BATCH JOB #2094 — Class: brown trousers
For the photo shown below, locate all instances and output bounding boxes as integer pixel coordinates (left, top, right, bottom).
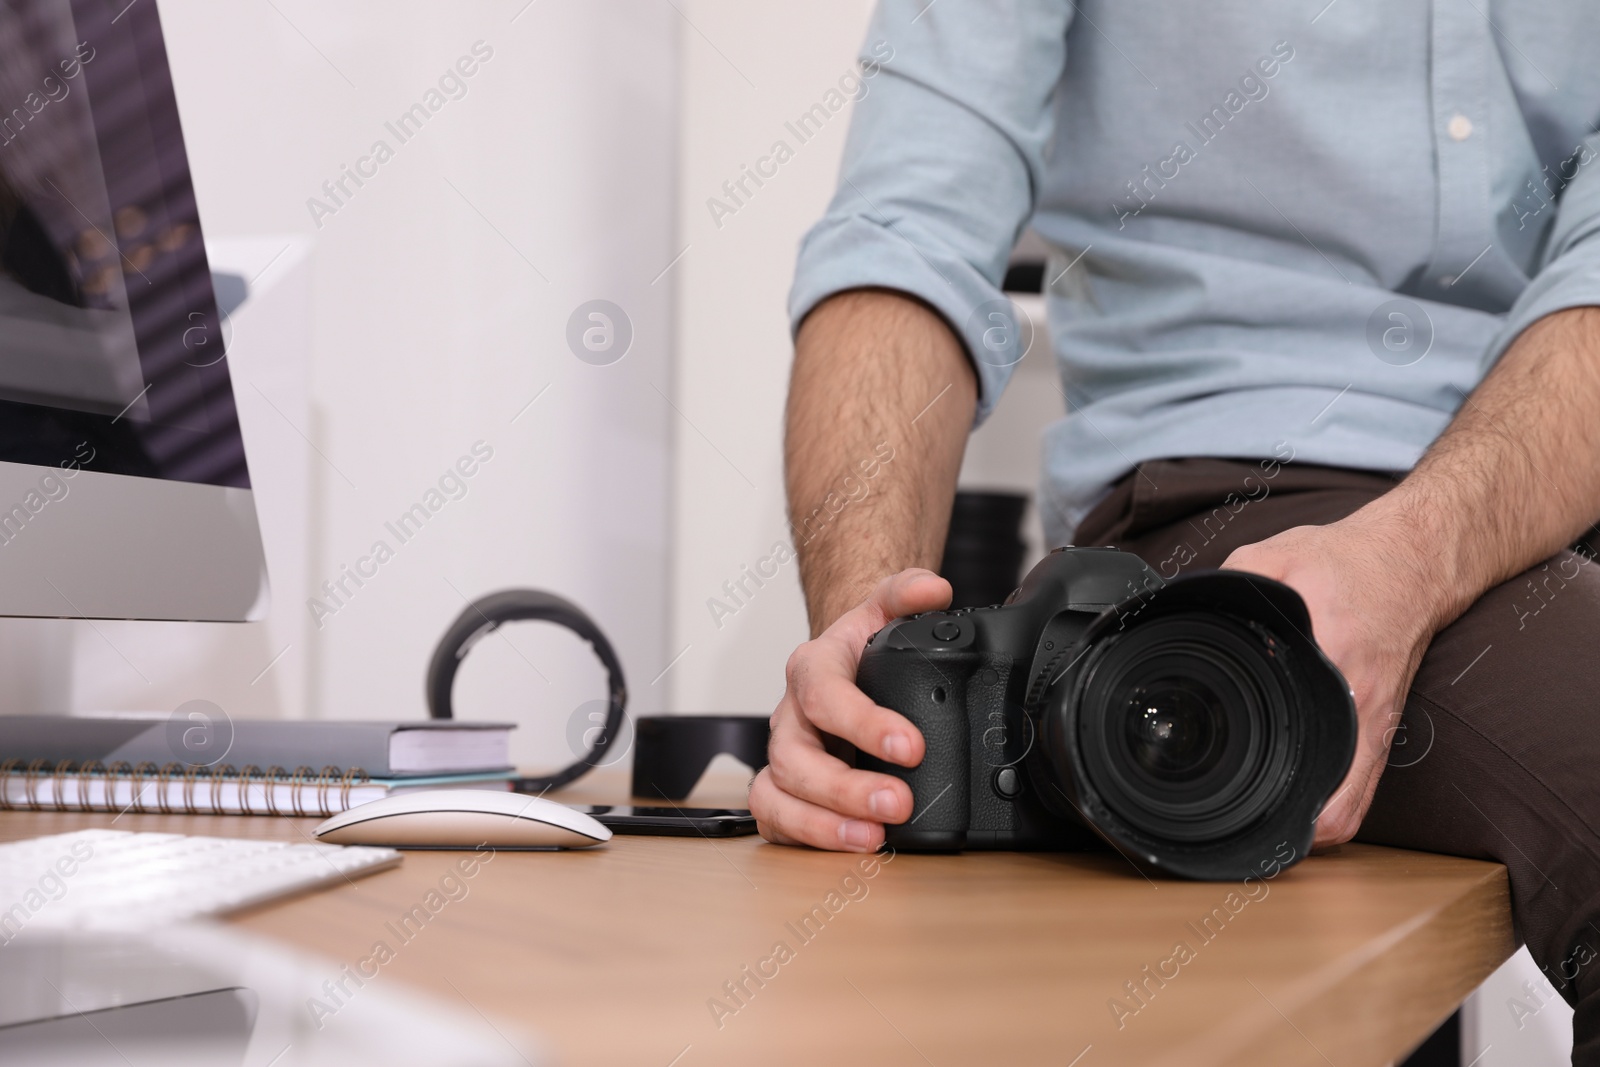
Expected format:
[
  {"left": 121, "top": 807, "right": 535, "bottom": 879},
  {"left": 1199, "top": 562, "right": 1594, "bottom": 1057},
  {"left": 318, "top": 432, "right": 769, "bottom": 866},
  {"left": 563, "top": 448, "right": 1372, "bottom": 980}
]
[{"left": 1073, "top": 457, "right": 1600, "bottom": 1064}]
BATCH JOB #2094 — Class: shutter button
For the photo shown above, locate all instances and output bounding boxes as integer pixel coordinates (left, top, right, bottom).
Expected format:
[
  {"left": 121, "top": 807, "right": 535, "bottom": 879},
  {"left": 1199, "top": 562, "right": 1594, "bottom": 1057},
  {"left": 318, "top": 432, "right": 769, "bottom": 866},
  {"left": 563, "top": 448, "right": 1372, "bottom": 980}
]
[{"left": 932, "top": 620, "right": 962, "bottom": 642}]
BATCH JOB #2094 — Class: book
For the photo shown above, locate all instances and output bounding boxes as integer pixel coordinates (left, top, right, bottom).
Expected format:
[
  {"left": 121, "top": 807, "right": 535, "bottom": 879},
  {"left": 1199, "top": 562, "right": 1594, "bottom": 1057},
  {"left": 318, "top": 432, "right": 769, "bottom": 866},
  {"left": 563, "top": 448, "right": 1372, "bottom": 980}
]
[
  {"left": 0, "top": 765, "right": 514, "bottom": 817},
  {"left": 0, "top": 715, "right": 514, "bottom": 778}
]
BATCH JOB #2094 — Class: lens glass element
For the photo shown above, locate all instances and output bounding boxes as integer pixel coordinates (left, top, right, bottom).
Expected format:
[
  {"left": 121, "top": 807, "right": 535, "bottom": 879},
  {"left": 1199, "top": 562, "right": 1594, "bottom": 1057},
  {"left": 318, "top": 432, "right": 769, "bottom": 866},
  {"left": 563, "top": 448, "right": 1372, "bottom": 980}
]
[
  {"left": 1067, "top": 612, "right": 1299, "bottom": 843},
  {"left": 1125, "top": 679, "right": 1228, "bottom": 783}
]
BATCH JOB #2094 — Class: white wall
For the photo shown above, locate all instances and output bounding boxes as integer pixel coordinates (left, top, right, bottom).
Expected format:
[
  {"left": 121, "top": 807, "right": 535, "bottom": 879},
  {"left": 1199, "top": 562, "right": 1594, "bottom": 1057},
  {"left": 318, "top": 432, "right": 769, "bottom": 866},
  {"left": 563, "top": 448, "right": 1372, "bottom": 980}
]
[
  {"left": 668, "top": 0, "right": 877, "bottom": 717},
  {"left": 59, "top": 0, "right": 679, "bottom": 774},
  {"left": 1464, "top": 947, "right": 1574, "bottom": 1066}
]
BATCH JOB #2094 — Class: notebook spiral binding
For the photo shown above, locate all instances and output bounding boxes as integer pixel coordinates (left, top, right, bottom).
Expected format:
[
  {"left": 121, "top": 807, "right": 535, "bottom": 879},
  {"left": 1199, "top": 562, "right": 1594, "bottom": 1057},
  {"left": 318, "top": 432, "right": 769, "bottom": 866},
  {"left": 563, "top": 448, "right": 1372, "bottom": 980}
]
[{"left": 0, "top": 758, "right": 371, "bottom": 816}]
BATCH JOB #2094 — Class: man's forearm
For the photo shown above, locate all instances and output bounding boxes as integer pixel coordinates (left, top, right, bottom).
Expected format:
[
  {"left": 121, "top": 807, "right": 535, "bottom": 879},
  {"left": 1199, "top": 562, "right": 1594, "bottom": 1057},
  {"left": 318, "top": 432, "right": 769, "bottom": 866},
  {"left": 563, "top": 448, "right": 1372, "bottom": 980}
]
[
  {"left": 1362, "top": 305, "right": 1600, "bottom": 627},
  {"left": 785, "top": 289, "right": 977, "bottom": 635}
]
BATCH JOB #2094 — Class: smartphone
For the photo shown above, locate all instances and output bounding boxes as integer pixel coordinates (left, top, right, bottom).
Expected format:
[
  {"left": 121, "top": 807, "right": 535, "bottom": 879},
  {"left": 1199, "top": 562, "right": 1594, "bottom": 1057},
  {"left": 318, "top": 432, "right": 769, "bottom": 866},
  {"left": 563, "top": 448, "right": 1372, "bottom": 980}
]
[{"left": 578, "top": 805, "right": 757, "bottom": 837}]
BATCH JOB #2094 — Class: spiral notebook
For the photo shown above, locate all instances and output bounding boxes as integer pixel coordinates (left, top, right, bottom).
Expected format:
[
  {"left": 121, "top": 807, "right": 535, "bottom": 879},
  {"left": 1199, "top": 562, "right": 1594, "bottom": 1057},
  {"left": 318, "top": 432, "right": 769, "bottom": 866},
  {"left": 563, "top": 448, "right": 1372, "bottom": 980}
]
[
  {"left": 0, "top": 715, "right": 517, "bottom": 817},
  {"left": 0, "top": 764, "right": 515, "bottom": 817}
]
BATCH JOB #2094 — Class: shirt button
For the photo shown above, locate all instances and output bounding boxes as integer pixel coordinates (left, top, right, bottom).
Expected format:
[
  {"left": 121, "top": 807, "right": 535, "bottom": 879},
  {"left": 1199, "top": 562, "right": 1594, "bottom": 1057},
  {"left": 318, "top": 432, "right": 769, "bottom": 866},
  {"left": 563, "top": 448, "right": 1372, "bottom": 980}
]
[{"left": 1447, "top": 114, "right": 1473, "bottom": 141}]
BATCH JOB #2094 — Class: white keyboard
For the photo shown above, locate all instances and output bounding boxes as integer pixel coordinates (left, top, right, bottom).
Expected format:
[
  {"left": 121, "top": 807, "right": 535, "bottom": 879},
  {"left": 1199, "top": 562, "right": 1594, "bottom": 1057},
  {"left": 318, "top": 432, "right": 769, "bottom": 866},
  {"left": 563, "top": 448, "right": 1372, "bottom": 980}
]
[{"left": 0, "top": 829, "right": 402, "bottom": 933}]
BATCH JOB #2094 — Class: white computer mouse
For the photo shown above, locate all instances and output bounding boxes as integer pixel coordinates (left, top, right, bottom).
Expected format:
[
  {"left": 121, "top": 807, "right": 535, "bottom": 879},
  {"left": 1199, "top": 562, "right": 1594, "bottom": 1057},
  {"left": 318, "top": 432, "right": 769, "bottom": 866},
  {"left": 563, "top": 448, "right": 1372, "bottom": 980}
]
[{"left": 313, "top": 789, "right": 611, "bottom": 850}]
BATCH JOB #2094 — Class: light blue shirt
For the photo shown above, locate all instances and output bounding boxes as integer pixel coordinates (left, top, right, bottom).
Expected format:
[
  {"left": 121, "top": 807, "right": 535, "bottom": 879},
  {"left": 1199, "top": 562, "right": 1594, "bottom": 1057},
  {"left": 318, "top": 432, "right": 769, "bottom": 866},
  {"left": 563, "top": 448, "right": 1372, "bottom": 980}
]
[{"left": 788, "top": 1, "right": 1600, "bottom": 543}]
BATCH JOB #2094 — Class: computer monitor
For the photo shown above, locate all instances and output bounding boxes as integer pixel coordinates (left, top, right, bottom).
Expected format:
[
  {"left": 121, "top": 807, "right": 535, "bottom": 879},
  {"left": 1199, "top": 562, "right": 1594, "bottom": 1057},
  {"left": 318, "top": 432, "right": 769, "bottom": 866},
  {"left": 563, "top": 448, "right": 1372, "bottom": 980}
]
[{"left": 0, "top": 0, "right": 267, "bottom": 621}]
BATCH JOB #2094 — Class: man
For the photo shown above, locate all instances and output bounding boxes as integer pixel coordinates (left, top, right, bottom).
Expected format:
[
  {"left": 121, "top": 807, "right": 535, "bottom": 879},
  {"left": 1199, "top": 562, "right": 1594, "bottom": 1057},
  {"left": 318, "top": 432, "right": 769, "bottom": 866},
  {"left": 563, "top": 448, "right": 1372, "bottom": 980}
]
[{"left": 747, "top": 1, "right": 1600, "bottom": 1059}]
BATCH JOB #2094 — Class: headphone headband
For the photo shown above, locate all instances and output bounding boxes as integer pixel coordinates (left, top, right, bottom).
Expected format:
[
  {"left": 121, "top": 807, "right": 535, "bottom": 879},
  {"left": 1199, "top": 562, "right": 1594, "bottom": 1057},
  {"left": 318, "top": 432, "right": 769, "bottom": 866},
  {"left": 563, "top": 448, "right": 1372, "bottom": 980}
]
[{"left": 426, "top": 588, "right": 627, "bottom": 793}]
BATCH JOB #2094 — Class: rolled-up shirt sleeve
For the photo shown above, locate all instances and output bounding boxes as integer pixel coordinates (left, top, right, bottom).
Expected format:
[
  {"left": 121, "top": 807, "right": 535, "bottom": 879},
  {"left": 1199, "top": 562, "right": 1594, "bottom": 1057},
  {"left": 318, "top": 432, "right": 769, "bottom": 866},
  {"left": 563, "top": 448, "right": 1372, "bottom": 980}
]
[
  {"left": 787, "top": 0, "right": 1073, "bottom": 424},
  {"left": 1488, "top": 133, "right": 1600, "bottom": 365}
]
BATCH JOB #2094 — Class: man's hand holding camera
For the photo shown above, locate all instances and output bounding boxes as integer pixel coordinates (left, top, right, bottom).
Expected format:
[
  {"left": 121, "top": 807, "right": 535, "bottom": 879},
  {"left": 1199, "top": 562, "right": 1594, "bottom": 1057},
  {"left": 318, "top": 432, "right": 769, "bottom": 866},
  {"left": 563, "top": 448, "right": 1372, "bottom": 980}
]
[
  {"left": 1220, "top": 502, "right": 1454, "bottom": 849},
  {"left": 750, "top": 569, "right": 948, "bottom": 853}
]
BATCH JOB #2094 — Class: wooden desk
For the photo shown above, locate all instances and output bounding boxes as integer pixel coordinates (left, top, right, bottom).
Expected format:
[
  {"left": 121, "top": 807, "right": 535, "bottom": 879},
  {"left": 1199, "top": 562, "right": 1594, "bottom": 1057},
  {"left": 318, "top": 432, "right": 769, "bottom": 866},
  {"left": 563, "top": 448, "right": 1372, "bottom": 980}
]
[{"left": 0, "top": 775, "right": 1513, "bottom": 1067}]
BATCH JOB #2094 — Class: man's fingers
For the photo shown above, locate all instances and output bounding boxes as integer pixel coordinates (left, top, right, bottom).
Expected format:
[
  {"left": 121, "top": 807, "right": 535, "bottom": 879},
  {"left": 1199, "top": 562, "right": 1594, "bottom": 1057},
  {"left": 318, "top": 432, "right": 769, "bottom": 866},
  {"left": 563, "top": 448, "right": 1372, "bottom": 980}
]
[
  {"left": 821, "top": 568, "right": 954, "bottom": 651},
  {"left": 766, "top": 717, "right": 914, "bottom": 823},
  {"left": 754, "top": 566, "right": 953, "bottom": 853},
  {"left": 784, "top": 618, "right": 928, "bottom": 767},
  {"left": 767, "top": 688, "right": 820, "bottom": 750},
  {"left": 1312, "top": 753, "right": 1384, "bottom": 849},
  {"left": 779, "top": 566, "right": 949, "bottom": 766},
  {"left": 864, "top": 568, "right": 952, "bottom": 627},
  {"left": 750, "top": 767, "right": 885, "bottom": 852},
  {"left": 791, "top": 665, "right": 925, "bottom": 767}
]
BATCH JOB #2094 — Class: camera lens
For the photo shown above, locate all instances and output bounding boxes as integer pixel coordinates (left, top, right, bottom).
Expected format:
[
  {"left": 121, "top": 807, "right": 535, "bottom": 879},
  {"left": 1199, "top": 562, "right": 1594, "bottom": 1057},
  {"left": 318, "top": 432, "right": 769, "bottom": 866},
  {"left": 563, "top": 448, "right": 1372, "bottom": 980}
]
[
  {"left": 1067, "top": 612, "right": 1298, "bottom": 843},
  {"left": 1125, "top": 678, "right": 1228, "bottom": 783}
]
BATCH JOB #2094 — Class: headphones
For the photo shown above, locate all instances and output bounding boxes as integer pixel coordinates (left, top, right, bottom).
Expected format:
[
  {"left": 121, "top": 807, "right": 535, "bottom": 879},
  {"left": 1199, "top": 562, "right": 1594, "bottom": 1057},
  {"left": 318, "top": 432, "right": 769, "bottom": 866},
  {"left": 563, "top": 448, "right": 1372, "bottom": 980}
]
[{"left": 426, "top": 588, "right": 627, "bottom": 793}]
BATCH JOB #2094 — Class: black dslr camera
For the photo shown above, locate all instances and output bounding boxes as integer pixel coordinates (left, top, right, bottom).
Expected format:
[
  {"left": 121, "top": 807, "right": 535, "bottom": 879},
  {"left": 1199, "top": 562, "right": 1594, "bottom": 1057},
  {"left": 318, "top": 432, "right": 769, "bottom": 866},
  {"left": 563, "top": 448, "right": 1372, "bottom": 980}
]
[{"left": 856, "top": 547, "right": 1356, "bottom": 880}]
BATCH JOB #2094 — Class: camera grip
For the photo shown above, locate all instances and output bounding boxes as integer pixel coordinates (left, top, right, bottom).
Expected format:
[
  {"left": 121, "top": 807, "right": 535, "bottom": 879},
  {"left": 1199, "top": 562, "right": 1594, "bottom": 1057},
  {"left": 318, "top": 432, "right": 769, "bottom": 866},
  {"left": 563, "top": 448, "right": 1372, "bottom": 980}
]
[{"left": 856, "top": 648, "right": 974, "bottom": 850}]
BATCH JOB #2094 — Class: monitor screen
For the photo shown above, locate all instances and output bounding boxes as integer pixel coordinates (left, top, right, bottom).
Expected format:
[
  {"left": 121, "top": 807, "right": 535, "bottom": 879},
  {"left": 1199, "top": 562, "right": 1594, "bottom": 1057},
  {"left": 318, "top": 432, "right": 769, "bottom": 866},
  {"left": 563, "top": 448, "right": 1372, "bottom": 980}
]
[{"left": 0, "top": 0, "right": 247, "bottom": 489}]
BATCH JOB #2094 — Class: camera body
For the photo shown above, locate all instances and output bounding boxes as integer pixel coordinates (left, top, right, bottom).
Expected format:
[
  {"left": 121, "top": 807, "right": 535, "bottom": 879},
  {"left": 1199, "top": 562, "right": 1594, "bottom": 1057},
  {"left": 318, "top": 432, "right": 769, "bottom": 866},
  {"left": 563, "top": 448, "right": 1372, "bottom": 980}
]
[{"left": 856, "top": 547, "right": 1355, "bottom": 880}]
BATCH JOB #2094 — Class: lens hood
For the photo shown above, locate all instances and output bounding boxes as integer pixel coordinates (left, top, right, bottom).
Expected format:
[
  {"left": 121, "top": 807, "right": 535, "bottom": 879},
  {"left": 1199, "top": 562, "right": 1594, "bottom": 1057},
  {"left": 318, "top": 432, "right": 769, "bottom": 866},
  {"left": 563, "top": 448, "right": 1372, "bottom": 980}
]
[{"left": 1039, "top": 570, "right": 1356, "bottom": 880}]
